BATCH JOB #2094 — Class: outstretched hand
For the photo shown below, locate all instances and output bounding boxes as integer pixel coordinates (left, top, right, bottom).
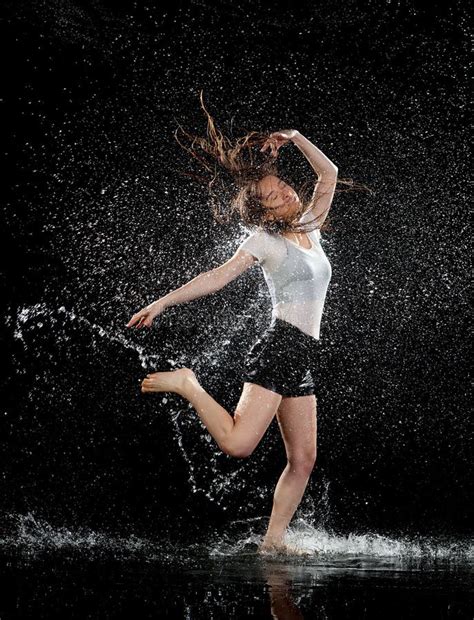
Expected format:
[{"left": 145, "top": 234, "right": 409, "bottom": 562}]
[
  {"left": 260, "top": 129, "right": 299, "bottom": 157},
  {"left": 126, "top": 300, "right": 167, "bottom": 329}
]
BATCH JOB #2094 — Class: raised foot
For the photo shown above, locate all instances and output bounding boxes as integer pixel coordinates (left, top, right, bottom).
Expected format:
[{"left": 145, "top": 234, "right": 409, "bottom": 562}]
[{"left": 141, "top": 367, "right": 196, "bottom": 395}]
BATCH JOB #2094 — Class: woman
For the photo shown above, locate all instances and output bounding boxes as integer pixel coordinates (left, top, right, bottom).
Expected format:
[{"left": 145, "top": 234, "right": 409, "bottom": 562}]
[{"left": 126, "top": 96, "right": 362, "bottom": 555}]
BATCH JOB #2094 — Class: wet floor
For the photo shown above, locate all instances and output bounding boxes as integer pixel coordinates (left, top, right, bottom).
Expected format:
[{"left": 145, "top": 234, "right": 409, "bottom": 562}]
[{"left": 1, "top": 544, "right": 473, "bottom": 618}]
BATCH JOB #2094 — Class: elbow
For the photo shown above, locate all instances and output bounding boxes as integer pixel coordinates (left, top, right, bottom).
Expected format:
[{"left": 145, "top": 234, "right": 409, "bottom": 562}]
[{"left": 318, "top": 165, "right": 338, "bottom": 178}]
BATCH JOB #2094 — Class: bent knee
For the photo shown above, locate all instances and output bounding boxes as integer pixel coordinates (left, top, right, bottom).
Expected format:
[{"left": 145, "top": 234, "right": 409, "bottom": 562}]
[
  {"left": 288, "top": 453, "right": 317, "bottom": 475},
  {"left": 229, "top": 447, "right": 255, "bottom": 459},
  {"left": 222, "top": 441, "right": 255, "bottom": 459}
]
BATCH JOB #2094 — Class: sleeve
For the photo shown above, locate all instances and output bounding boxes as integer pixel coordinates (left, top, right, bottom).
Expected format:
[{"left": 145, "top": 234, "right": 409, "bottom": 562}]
[
  {"left": 299, "top": 209, "right": 321, "bottom": 241},
  {"left": 237, "top": 231, "right": 269, "bottom": 264},
  {"left": 298, "top": 208, "right": 316, "bottom": 224}
]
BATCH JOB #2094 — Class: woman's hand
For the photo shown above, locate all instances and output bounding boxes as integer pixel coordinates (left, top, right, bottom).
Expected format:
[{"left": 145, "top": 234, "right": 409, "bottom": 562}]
[
  {"left": 260, "top": 129, "right": 299, "bottom": 157},
  {"left": 126, "top": 299, "right": 167, "bottom": 329}
]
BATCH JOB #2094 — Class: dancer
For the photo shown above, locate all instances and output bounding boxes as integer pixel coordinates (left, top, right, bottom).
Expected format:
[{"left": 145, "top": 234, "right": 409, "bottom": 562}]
[{"left": 126, "top": 95, "right": 361, "bottom": 555}]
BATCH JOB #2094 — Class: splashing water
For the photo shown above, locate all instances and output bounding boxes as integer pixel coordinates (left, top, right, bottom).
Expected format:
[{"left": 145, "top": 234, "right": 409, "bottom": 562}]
[
  {"left": 9, "top": 301, "right": 271, "bottom": 510},
  {"left": 1, "top": 512, "right": 473, "bottom": 571},
  {"left": 12, "top": 302, "right": 176, "bottom": 371}
]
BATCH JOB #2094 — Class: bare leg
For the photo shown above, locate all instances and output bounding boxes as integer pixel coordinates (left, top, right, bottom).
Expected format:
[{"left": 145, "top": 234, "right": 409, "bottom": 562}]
[
  {"left": 259, "top": 395, "right": 317, "bottom": 554},
  {"left": 141, "top": 368, "right": 282, "bottom": 458},
  {"left": 141, "top": 369, "right": 315, "bottom": 554}
]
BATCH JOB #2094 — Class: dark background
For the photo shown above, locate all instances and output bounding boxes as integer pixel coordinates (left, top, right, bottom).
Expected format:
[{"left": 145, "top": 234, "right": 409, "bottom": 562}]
[{"left": 0, "top": 0, "right": 471, "bottom": 545}]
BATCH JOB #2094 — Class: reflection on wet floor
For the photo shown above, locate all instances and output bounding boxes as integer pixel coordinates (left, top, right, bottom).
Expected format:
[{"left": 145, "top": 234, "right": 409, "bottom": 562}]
[{"left": 1, "top": 547, "right": 473, "bottom": 618}]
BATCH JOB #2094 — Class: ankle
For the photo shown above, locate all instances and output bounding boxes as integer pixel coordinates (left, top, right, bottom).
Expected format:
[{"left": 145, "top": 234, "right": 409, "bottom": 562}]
[
  {"left": 179, "top": 368, "right": 200, "bottom": 396},
  {"left": 262, "top": 533, "right": 285, "bottom": 546}
]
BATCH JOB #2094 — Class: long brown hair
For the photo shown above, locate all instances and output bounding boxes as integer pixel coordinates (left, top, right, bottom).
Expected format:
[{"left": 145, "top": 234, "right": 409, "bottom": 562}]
[{"left": 173, "top": 90, "right": 372, "bottom": 235}]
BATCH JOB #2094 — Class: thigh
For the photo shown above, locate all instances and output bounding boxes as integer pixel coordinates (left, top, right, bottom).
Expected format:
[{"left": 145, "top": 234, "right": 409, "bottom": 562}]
[
  {"left": 276, "top": 395, "right": 317, "bottom": 462},
  {"left": 232, "top": 382, "right": 283, "bottom": 456}
]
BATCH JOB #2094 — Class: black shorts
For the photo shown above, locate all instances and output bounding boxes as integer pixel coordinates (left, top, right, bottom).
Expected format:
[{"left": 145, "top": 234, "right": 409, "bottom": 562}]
[{"left": 241, "top": 318, "right": 318, "bottom": 397}]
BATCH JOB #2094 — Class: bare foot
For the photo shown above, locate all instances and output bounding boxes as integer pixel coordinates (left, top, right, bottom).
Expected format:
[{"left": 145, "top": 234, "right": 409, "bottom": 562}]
[
  {"left": 258, "top": 541, "right": 312, "bottom": 557},
  {"left": 140, "top": 368, "right": 196, "bottom": 396}
]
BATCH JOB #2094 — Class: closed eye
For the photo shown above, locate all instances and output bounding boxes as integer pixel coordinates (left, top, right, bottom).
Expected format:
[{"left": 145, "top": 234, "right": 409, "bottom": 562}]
[{"left": 265, "top": 182, "right": 285, "bottom": 200}]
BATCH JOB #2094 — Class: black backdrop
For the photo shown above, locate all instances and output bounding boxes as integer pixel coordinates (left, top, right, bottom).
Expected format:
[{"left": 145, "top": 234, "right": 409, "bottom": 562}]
[{"left": 0, "top": 0, "right": 471, "bottom": 544}]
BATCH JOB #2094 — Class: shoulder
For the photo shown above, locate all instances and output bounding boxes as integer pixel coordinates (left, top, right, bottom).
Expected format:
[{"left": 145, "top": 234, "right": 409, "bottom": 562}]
[
  {"left": 237, "top": 227, "right": 284, "bottom": 265},
  {"left": 240, "top": 225, "right": 278, "bottom": 243},
  {"left": 298, "top": 209, "right": 322, "bottom": 241}
]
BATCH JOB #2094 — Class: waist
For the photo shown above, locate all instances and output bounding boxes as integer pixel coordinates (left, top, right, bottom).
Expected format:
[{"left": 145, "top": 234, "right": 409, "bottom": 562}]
[
  {"left": 272, "top": 301, "right": 324, "bottom": 339},
  {"left": 268, "top": 317, "right": 319, "bottom": 343}
]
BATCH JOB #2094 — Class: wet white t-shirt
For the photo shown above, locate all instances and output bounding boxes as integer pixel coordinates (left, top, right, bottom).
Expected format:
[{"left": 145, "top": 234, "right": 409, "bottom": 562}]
[{"left": 237, "top": 210, "right": 332, "bottom": 339}]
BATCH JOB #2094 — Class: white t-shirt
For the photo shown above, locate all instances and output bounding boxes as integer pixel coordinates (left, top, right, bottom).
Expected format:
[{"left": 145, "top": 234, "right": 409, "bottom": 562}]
[{"left": 237, "top": 210, "right": 332, "bottom": 339}]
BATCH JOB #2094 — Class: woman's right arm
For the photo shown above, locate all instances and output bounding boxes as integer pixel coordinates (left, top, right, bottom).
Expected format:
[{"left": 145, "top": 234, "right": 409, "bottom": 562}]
[{"left": 126, "top": 249, "right": 257, "bottom": 328}]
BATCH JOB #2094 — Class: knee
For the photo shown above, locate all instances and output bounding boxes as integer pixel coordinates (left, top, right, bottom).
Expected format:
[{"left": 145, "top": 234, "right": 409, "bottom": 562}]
[
  {"left": 288, "top": 452, "right": 317, "bottom": 476},
  {"left": 222, "top": 441, "right": 254, "bottom": 459}
]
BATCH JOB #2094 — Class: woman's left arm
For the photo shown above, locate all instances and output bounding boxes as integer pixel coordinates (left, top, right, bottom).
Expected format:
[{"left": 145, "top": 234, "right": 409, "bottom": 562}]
[
  {"left": 291, "top": 132, "right": 338, "bottom": 226},
  {"left": 291, "top": 131, "right": 338, "bottom": 176},
  {"left": 261, "top": 130, "right": 338, "bottom": 225}
]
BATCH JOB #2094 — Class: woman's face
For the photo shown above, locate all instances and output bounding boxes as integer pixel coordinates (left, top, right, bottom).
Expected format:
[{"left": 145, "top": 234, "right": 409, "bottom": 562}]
[{"left": 257, "top": 175, "right": 301, "bottom": 222}]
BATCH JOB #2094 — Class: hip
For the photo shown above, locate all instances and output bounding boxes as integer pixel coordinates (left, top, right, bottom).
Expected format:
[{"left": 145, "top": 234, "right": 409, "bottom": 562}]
[{"left": 247, "top": 318, "right": 318, "bottom": 362}]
